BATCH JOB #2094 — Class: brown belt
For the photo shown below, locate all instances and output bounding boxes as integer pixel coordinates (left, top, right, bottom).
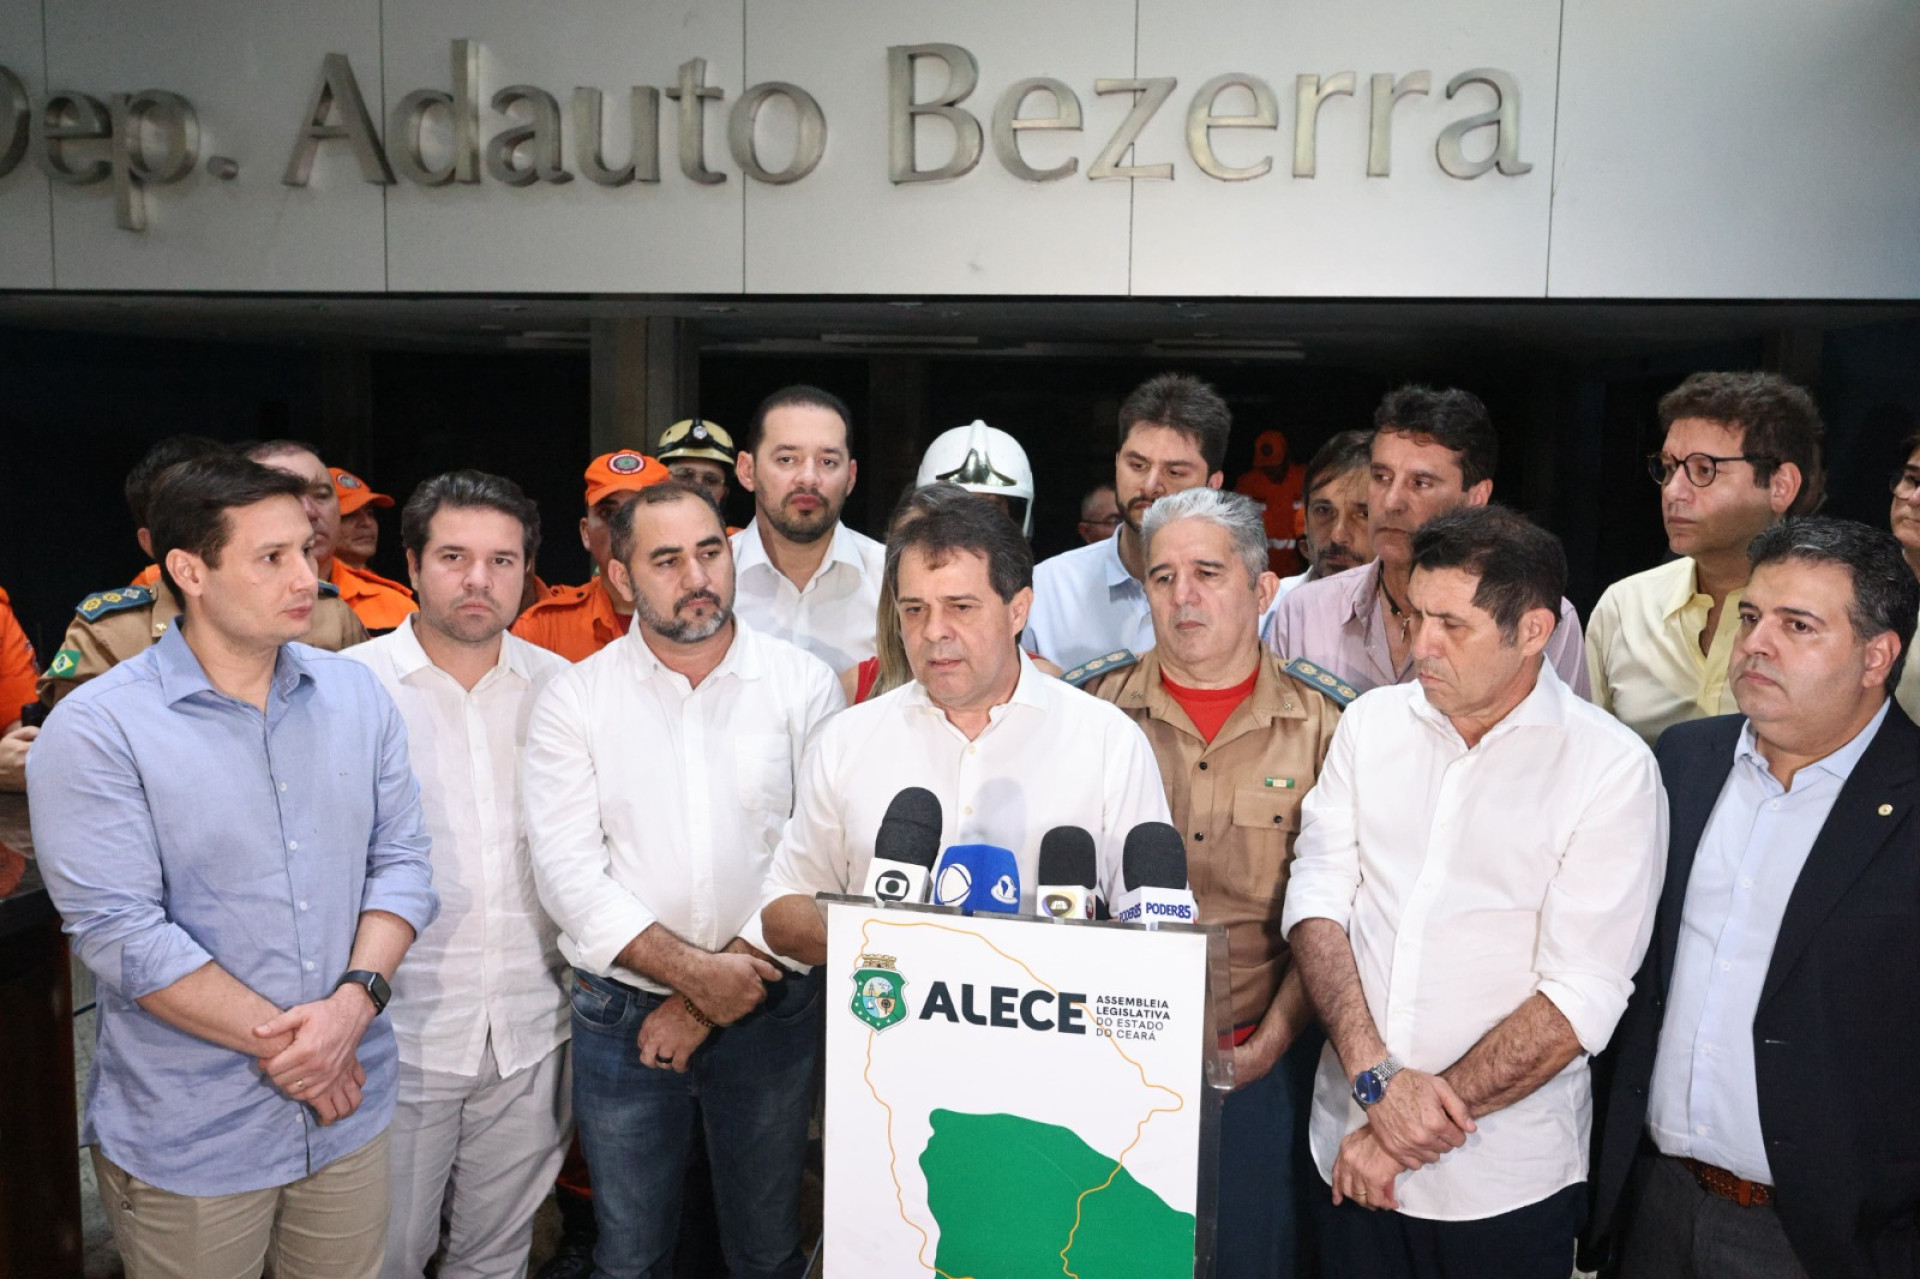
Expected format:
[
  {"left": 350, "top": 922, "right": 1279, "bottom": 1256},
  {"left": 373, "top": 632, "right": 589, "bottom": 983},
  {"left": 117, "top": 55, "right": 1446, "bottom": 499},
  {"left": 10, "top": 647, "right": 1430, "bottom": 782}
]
[{"left": 1681, "top": 1157, "right": 1773, "bottom": 1207}]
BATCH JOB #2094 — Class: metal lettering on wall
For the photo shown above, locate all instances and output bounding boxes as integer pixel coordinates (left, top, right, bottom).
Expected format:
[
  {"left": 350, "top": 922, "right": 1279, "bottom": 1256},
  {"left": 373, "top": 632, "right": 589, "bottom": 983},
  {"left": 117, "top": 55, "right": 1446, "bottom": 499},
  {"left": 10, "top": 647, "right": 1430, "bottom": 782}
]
[{"left": 0, "top": 40, "right": 1531, "bottom": 233}]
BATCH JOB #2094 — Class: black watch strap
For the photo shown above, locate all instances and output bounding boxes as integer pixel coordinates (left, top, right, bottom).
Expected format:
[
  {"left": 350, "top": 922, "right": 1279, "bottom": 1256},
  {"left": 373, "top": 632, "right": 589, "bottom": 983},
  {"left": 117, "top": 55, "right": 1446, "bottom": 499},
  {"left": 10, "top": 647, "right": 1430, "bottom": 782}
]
[{"left": 336, "top": 969, "right": 391, "bottom": 1015}]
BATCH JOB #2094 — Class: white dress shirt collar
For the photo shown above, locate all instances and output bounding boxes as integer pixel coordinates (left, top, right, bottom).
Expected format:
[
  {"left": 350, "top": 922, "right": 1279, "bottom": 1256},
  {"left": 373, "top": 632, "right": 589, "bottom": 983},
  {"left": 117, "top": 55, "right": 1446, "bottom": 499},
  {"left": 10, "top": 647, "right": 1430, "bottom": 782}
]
[
  {"left": 734, "top": 517, "right": 865, "bottom": 584},
  {"left": 387, "top": 613, "right": 538, "bottom": 689},
  {"left": 611, "top": 617, "right": 767, "bottom": 687}
]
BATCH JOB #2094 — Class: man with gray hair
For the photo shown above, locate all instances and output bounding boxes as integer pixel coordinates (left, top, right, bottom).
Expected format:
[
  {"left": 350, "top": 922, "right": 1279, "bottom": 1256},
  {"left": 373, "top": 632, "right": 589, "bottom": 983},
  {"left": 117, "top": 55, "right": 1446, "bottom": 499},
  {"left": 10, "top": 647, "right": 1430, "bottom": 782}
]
[{"left": 1080, "top": 487, "right": 1350, "bottom": 1279}]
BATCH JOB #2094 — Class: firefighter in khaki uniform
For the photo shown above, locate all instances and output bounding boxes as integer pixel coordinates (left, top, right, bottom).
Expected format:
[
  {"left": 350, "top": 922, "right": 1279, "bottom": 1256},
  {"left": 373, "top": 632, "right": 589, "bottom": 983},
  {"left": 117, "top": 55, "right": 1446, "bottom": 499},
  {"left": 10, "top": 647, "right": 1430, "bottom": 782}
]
[
  {"left": 511, "top": 450, "right": 671, "bottom": 663},
  {"left": 39, "top": 580, "right": 367, "bottom": 707},
  {"left": 1077, "top": 487, "right": 1350, "bottom": 1279}
]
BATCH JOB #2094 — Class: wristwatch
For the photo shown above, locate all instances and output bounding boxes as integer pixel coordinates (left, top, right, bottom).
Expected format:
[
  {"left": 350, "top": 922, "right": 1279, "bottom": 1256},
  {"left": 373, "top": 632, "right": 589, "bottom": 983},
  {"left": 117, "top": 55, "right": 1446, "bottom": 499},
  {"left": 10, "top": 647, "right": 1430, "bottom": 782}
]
[
  {"left": 1352, "top": 1053, "right": 1404, "bottom": 1108},
  {"left": 335, "top": 969, "right": 391, "bottom": 1016}
]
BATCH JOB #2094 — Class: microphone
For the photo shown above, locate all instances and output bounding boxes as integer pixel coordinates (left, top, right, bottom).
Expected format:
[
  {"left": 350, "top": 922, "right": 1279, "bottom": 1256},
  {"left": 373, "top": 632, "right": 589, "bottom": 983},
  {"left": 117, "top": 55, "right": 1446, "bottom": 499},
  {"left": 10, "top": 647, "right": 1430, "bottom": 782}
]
[
  {"left": 861, "top": 787, "right": 943, "bottom": 905},
  {"left": 1035, "top": 826, "right": 1098, "bottom": 920},
  {"left": 1112, "top": 822, "right": 1198, "bottom": 927},
  {"left": 932, "top": 844, "right": 1022, "bottom": 915}
]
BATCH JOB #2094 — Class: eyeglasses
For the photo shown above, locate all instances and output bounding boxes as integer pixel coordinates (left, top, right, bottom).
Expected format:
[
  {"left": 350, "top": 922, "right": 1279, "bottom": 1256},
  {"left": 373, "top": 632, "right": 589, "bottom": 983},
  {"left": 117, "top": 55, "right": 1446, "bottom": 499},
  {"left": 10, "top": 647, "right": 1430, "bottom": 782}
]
[
  {"left": 1080, "top": 514, "right": 1123, "bottom": 528},
  {"left": 1891, "top": 472, "right": 1920, "bottom": 500},
  {"left": 1645, "top": 452, "right": 1773, "bottom": 488}
]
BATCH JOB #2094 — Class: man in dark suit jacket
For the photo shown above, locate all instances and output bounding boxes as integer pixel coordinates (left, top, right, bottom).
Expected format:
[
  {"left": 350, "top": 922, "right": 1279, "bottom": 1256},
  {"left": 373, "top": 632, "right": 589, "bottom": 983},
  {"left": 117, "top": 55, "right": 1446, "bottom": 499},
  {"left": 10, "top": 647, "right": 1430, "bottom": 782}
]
[{"left": 1589, "top": 516, "right": 1920, "bottom": 1279}]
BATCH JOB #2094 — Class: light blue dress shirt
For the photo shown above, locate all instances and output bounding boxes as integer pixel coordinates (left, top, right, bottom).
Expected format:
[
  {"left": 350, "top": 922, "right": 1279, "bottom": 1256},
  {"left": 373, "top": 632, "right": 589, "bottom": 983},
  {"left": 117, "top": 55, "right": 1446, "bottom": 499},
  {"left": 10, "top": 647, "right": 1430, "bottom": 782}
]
[
  {"left": 1022, "top": 533, "right": 1155, "bottom": 671},
  {"left": 1647, "top": 700, "right": 1888, "bottom": 1182},
  {"left": 29, "top": 623, "right": 437, "bottom": 1196}
]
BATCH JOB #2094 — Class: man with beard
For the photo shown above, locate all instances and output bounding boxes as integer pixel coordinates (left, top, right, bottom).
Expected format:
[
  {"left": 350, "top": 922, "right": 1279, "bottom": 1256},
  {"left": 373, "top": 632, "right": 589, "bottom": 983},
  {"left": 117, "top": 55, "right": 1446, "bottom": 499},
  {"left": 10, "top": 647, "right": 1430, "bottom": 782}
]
[
  {"left": 344, "top": 472, "right": 573, "bottom": 1279},
  {"left": 525, "top": 482, "right": 842, "bottom": 1279},
  {"left": 730, "top": 385, "right": 885, "bottom": 673},
  {"left": 1024, "top": 373, "right": 1232, "bottom": 671},
  {"left": 1275, "top": 430, "right": 1375, "bottom": 603}
]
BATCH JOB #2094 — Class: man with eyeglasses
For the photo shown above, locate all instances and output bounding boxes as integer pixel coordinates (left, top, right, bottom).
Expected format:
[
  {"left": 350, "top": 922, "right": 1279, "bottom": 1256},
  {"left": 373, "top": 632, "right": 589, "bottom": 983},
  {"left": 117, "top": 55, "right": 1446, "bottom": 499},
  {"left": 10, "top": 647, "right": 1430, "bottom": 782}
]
[{"left": 1585, "top": 372, "right": 1825, "bottom": 745}]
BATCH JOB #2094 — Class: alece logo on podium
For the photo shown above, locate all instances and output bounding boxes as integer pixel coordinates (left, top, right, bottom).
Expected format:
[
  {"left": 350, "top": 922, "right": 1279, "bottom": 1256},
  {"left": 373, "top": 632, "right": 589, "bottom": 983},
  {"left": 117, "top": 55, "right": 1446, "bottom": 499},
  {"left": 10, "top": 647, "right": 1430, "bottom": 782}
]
[{"left": 850, "top": 953, "right": 909, "bottom": 1032}]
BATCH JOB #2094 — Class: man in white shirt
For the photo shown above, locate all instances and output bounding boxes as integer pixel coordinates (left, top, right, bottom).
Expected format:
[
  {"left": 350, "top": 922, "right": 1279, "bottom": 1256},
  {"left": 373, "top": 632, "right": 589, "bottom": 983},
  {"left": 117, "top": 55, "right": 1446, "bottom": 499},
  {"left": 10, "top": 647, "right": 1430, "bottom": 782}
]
[
  {"left": 761, "top": 496, "right": 1173, "bottom": 968},
  {"left": 730, "top": 384, "right": 886, "bottom": 674},
  {"left": 1282, "top": 505, "right": 1666, "bottom": 1279},
  {"left": 345, "top": 471, "right": 572, "bottom": 1279},
  {"left": 525, "top": 482, "right": 843, "bottom": 1279},
  {"left": 1023, "top": 373, "right": 1231, "bottom": 672}
]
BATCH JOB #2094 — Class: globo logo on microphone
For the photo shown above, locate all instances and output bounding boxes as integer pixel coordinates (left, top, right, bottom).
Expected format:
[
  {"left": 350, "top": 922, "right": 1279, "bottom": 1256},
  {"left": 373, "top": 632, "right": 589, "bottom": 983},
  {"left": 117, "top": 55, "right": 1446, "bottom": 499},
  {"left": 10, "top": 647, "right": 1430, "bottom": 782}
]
[{"left": 873, "top": 869, "right": 913, "bottom": 902}]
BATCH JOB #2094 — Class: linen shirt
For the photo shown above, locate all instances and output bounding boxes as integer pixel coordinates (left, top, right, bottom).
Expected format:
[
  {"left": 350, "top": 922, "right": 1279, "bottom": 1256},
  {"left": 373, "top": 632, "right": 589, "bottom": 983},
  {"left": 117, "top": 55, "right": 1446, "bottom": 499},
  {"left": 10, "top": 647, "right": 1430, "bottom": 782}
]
[
  {"left": 27, "top": 624, "right": 438, "bottom": 1196},
  {"left": 1088, "top": 649, "right": 1342, "bottom": 1029},
  {"left": 346, "top": 619, "right": 571, "bottom": 1077},
  {"left": 524, "top": 620, "right": 844, "bottom": 993},
  {"left": 1281, "top": 665, "right": 1666, "bottom": 1220},
  {"left": 1023, "top": 533, "right": 1156, "bottom": 671},
  {"left": 1586, "top": 557, "right": 1743, "bottom": 746},
  {"left": 730, "top": 519, "right": 885, "bottom": 673},
  {"left": 1648, "top": 701, "right": 1885, "bottom": 1184},
  {"left": 762, "top": 654, "right": 1173, "bottom": 925},
  {"left": 1262, "top": 560, "right": 1592, "bottom": 700}
]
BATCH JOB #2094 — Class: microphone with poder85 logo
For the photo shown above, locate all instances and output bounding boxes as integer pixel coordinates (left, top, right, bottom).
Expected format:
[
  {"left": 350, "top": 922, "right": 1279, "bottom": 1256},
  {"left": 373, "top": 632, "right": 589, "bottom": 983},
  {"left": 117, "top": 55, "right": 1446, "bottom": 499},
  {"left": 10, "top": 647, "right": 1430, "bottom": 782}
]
[
  {"left": 1035, "top": 826, "right": 1098, "bottom": 920},
  {"left": 931, "top": 843, "right": 1022, "bottom": 915},
  {"left": 861, "top": 787, "right": 943, "bottom": 904},
  {"left": 1112, "top": 822, "right": 1199, "bottom": 926}
]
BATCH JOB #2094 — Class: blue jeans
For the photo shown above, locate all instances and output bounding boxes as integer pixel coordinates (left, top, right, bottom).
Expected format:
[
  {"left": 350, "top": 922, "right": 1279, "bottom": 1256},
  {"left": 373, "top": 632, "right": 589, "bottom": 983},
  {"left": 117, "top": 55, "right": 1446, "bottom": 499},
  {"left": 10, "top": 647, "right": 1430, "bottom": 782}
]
[{"left": 569, "top": 966, "right": 822, "bottom": 1279}]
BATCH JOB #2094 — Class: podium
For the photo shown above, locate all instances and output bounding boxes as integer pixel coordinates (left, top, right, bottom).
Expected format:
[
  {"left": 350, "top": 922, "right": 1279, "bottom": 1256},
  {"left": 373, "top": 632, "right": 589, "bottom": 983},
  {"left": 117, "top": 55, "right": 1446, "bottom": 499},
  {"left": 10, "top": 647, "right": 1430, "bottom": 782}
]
[{"left": 818, "top": 895, "right": 1230, "bottom": 1279}]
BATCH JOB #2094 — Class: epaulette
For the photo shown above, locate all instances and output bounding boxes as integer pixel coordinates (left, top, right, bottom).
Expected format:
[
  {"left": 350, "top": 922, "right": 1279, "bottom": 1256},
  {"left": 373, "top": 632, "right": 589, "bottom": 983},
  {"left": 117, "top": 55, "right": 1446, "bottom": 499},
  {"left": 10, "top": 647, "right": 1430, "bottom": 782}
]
[
  {"left": 1283, "top": 658, "right": 1359, "bottom": 708},
  {"left": 76, "top": 585, "right": 153, "bottom": 621},
  {"left": 318, "top": 579, "right": 341, "bottom": 599},
  {"left": 1061, "top": 649, "right": 1139, "bottom": 688}
]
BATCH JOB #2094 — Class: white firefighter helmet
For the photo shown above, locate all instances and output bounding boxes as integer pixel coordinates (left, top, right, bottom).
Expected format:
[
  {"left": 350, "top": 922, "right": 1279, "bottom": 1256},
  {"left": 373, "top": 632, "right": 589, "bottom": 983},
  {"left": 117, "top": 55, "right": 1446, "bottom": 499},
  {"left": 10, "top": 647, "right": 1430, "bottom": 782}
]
[{"left": 915, "top": 420, "right": 1036, "bottom": 537}]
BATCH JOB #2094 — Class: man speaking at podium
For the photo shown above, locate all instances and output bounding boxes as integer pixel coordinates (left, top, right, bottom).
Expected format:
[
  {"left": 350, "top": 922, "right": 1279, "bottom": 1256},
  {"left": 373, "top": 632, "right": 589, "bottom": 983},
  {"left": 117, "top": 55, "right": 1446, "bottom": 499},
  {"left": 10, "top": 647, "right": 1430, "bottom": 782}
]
[
  {"left": 760, "top": 490, "right": 1172, "bottom": 967},
  {"left": 1083, "top": 488, "right": 1344, "bottom": 1279}
]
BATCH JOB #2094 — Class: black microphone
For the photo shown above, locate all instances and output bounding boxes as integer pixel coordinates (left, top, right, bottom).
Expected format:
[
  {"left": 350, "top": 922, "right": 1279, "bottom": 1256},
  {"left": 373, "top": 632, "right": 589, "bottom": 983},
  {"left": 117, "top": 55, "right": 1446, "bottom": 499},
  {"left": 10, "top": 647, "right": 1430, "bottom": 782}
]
[
  {"left": 1035, "top": 826, "right": 1098, "bottom": 920},
  {"left": 862, "top": 787, "right": 943, "bottom": 904},
  {"left": 1113, "top": 821, "right": 1198, "bottom": 926}
]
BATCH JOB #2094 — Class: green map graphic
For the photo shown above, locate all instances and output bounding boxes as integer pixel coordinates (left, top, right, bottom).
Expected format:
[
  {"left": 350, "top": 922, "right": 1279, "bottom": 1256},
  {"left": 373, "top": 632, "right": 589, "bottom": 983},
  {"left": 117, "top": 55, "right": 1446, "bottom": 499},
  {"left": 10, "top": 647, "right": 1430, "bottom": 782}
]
[{"left": 919, "top": 1109, "right": 1194, "bottom": 1279}]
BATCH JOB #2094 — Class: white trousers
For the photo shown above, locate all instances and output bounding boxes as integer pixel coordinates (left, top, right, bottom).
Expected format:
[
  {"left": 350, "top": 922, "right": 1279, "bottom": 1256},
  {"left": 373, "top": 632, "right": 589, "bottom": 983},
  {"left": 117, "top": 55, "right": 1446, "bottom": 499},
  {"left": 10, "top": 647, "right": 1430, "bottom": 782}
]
[{"left": 381, "top": 1041, "right": 571, "bottom": 1279}]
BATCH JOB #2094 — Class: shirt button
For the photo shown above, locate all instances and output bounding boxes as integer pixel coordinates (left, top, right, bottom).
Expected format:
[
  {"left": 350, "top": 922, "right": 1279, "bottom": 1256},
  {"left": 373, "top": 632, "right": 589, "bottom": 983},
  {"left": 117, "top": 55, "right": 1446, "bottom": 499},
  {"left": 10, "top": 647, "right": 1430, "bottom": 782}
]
[
  {"left": 298, "top": 901, "right": 308, "bottom": 912},
  {"left": 968, "top": 745, "right": 977, "bottom": 755},
  {"left": 278, "top": 782, "right": 288, "bottom": 793},
  {"left": 1720, "top": 960, "right": 1732, "bottom": 972},
  {"left": 288, "top": 840, "right": 299, "bottom": 851},
  {"left": 1769, "top": 801, "right": 1780, "bottom": 811},
  {"left": 1194, "top": 833, "right": 1205, "bottom": 842},
  {"left": 1740, "top": 877, "right": 1754, "bottom": 889},
  {"left": 1197, "top": 761, "right": 1208, "bottom": 771},
  {"left": 963, "top": 806, "right": 974, "bottom": 816},
  {"left": 1696, "top": 1124, "right": 1709, "bottom": 1136},
  {"left": 303, "top": 961, "right": 315, "bottom": 972}
]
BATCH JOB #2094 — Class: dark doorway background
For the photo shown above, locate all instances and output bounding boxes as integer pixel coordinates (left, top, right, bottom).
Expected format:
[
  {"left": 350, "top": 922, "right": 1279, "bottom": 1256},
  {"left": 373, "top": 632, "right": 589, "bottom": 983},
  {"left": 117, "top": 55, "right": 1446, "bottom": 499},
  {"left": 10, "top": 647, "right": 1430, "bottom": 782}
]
[{"left": 4, "top": 307, "right": 1917, "bottom": 664}]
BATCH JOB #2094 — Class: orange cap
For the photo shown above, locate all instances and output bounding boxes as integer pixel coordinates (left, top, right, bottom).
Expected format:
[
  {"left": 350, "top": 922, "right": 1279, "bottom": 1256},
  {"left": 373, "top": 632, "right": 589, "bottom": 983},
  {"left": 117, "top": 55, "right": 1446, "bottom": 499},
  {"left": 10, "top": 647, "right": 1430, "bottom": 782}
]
[
  {"left": 584, "top": 450, "right": 671, "bottom": 506},
  {"left": 1252, "top": 430, "right": 1289, "bottom": 467},
  {"left": 330, "top": 467, "right": 394, "bottom": 515}
]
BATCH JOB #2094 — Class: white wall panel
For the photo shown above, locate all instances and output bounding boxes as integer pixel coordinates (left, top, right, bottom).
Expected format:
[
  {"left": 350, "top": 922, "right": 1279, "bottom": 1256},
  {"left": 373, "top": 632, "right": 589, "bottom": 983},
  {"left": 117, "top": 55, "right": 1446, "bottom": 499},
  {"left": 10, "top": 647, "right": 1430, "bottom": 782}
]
[
  {"left": 1549, "top": 0, "right": 1920, "bottom": 299},
  {"left": 381, "top": 1, "right": 743, "bottom": 293},
  {"left": 1128, "top": 0, "right": 1559, "bottom": 297},
  {"left": 0, "top": 6, "right": 53, "bottom": 289},
  {"left": 42, "top": 0, "right": 386, "bottom": 292},
  {"left": 741, "top": 0, "right": 1134, "bottom": 295}
]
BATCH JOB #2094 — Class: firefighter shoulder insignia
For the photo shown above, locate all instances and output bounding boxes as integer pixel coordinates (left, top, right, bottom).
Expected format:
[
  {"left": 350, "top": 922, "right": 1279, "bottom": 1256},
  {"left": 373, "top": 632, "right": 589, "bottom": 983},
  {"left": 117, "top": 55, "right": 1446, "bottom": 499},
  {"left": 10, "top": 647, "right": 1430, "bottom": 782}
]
[
  {"left": 1061, "top": 649, "right": 1139, "bottom": 688},
  {"left": 318, "top": 579, "right": 341, "bottom": 598},
  {"left": 1283, "top": 658, "right": 1359, "bottom": 708},
  {"left": 77, "top": 586, "right": 152, "bottom": 621}
]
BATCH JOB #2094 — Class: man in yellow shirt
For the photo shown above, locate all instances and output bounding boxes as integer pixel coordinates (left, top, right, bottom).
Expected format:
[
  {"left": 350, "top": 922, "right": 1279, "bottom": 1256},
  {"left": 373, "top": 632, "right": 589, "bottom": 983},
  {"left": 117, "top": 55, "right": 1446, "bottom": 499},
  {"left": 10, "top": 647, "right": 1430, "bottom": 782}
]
[{"left": 1585, "top": 372, "right": 1823, "bottom": 744}]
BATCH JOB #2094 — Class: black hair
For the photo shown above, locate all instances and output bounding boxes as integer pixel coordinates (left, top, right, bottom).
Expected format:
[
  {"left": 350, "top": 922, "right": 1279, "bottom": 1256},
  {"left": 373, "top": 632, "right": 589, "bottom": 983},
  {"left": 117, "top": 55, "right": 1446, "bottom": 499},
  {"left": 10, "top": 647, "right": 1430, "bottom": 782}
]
[
  {"left": 1117, "top": 373, "right": 1232, "bottom": 474},
  {"left": 885, "top": 496, "right": 1033, "bottom": 605},
  {"left": 607, "top": 481, "right": 725, "bottom": 565},
  {"left": 1410, "top": 505, "right": 1565, "bottom": 642},
  {"left": 400, "top": 470, "right": 543, "bottom": 564},
  {"left": 125, "top": 435, "right": 229, "bottom": 527},
  {"left": 1302, "top": 429, "right": 1374, "bottom": 498},
  {"left": 744, "top": 385, "right": 853, "bottom": 455},
  {"left": 1660, "top": 371, "right": 1826, "bottom": 517},
  {"left": 148, "top": 455, "right": 311, "bottom": 608},
  {"left": 1374, "top": 386, "right": 1498, "bottom": 489},
  {"left": 1748, "top": 516, "right": 1918, "bottom": 688}
]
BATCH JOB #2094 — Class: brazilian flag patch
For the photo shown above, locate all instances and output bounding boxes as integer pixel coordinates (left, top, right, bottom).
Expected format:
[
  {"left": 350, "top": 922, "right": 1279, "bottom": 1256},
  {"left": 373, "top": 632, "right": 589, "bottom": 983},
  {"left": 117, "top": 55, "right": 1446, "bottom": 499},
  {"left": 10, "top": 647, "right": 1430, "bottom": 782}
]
[{"left": 49, "top": 648, "right": 81, "bottom": 678}]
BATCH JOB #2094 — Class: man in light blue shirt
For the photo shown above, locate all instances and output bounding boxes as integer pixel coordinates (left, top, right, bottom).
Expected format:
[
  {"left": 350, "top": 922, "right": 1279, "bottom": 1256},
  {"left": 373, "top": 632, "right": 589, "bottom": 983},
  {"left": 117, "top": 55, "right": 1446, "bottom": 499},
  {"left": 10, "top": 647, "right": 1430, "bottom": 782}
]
[{"left": 30, "top": 453, "right": 436, "bottom": 1279}]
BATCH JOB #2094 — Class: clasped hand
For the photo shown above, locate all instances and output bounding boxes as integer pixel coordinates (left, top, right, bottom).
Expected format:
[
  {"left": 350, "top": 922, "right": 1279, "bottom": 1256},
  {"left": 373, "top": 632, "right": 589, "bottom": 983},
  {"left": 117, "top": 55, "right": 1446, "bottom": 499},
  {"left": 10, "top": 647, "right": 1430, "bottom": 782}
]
[{"left": 253, "top": 988, "right": 376, "bottom": 1126}]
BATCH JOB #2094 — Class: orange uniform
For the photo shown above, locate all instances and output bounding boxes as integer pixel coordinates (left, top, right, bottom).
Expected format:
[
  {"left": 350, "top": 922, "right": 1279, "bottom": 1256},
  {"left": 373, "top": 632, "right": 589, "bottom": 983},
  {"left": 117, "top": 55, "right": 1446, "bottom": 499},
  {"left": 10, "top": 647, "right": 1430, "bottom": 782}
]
[
  {"left": 329, "top": 558, "right": 417, "bottom": 633},
  {"left": 0, "top": 586, "right": 37, "bottom": 724},
  {"left": 130, "top": 563, "right": 161, "bottom": 588},
  {"left": 510, "top": 577, "right": 631, "bottom": 663},
  {"left": 1234, "top": 429, "right": 1306, "bottom": 576}
]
